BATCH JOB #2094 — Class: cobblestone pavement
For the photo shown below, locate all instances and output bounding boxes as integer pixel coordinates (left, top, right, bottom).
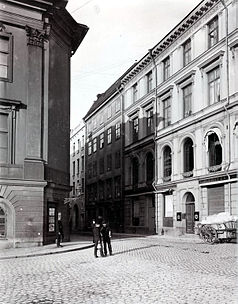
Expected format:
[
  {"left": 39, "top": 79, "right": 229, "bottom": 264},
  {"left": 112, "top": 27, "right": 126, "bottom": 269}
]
[{"left": 1, "top": 236, "right": 237, "bottom": 304}]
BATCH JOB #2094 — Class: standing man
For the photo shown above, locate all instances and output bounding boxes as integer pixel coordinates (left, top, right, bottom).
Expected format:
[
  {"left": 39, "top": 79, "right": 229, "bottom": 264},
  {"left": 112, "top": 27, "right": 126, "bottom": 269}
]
[
  {"left": 100, "top": 222, "right": 112, "bottom": 256},
  {"left": 92, "top": 223, "right": 103, "bottom": 258}
]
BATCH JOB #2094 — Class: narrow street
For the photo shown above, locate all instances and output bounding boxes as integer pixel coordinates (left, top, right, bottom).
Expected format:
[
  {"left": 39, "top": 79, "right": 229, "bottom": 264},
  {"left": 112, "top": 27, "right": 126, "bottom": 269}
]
[{"left": 1, "top": 236, "right": 237, "bottom": 304}]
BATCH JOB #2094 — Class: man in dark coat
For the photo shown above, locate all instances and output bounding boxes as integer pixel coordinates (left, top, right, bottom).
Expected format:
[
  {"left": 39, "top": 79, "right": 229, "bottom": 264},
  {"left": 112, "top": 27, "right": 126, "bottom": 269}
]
[
  {"left": 100, "top": 222, "right": 112, "bottom": 256},
  {"left": 92, "top": 223, "right": 103, "bottom": 258}
]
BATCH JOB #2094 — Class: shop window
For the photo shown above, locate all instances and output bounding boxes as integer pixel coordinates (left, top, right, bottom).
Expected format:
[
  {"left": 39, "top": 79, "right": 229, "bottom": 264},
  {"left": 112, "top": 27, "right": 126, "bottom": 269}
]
[
  {"left": 48, "top": 205, "right": 56, "bottom": 233},
  {"left": 163, "top": 146, "right": 172, "bottom": 181}
]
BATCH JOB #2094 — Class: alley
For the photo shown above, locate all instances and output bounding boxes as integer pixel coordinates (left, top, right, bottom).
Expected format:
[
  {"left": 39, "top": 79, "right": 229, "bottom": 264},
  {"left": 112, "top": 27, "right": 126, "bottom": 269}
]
[{"left": 1, "top": 236, "right": 237, "bottom": 304}]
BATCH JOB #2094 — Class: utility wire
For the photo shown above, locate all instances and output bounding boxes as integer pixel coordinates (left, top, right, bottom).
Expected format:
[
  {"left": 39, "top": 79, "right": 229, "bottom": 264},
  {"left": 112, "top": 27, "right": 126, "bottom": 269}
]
[{"left": 70, "top": 0, "right": 94, "bottom": 14}]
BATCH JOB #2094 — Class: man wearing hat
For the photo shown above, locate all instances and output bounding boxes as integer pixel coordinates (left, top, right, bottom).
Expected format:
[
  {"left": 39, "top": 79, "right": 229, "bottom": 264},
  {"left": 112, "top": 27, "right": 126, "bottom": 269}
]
[{"left": 100, "top": 221, "right": 112, "bottom": 256}]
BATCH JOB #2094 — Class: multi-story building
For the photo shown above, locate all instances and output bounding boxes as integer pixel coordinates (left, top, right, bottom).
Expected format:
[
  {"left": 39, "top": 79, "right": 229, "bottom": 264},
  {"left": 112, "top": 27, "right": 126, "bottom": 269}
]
[
  {"left": 122, "top": 0, "right": 238, "bottom": 236},
  {"left": 84, "top": 76, "right": 127, "bottom": 231},
  {"left": 0, "top": 0, "right": 88, "bottom": 247},
  {"left": 70, "top": 122, "right": 86, "bottom": 231}
]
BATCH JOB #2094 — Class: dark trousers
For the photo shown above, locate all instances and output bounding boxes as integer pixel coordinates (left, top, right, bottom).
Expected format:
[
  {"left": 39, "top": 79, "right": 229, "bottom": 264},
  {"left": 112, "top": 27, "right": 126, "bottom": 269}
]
[
  {"left": 103, "top": 238, "right": 112, "bottom": 256},
  {"left": 94, "top": 240, "right": 103, "bottom": 257}
]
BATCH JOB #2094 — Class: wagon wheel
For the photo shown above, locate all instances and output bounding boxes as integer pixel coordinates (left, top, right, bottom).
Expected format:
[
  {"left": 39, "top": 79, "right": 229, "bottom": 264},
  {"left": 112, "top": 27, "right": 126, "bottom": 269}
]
[{"left": 203, "top": 226, "right": 217, "bottom": 244}]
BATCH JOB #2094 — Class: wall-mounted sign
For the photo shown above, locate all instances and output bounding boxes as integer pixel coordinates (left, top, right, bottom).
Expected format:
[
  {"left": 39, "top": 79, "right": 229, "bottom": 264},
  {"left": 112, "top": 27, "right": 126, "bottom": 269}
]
[
  {"left": 194, "top": 211, "right": 199, "bottom": 221},
  {"left": 176, "top": 212, "right": 182, "bottom": 221}
]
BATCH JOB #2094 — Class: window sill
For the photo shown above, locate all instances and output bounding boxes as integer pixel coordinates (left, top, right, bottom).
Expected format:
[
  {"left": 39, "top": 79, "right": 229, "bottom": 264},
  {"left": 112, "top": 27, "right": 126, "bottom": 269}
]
[
  {"left": 208, "top": 164, "right": 222, "bottom": 172},
  {"left": 182, "top": 171, "right": 193, "bottom": 178}
]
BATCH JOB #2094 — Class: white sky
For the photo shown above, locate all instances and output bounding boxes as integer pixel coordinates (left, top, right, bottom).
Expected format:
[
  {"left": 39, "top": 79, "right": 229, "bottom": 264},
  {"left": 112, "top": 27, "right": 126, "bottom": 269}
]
[{"left": 67, "top": 0, "right": 202, "bottom": 129}]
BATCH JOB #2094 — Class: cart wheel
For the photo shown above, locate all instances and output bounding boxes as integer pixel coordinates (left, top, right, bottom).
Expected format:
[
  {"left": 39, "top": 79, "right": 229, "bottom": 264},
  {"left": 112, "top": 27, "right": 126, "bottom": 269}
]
[{"left": 201, "top": 226, "right": 217, "bottom": 244}]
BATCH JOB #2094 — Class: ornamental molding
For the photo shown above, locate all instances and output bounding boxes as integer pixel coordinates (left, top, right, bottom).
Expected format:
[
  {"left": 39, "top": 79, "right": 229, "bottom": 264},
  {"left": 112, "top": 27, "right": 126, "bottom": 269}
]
[{"left": 25, "top": 25, "right": 50, "bottom": 48}]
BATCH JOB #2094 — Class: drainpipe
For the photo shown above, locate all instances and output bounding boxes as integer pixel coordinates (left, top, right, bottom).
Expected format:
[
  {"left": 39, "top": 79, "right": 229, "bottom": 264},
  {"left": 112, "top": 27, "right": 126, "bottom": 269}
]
[
  {"left": 220, "top": 0, "right": 232, "bottom": 214},
  {"left": 149, "top": 49, "right": 159, "bottom": 233}
]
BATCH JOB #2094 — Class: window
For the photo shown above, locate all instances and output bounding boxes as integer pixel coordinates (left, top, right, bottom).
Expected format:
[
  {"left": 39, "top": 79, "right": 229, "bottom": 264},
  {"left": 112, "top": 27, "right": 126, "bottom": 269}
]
[
  {"left": 114, "top": 176, "right": 121, "bottom": 198},
  {"left": 208, "top": 16, "right": 218, "bottom": 48},
  {"left": 115, "top": 98, "right": 121, "bottom": 113},
  {"left": 183, "top": 39, "right": 191, "bottom": 66},
  {"left": 99, "top": 181, "right": 104, "bottom": 200},
  {"left": 88, "top": 141, "right": 92, "bottom": 155},
  {"left": 81, "top": 178, "right": 84, "bottom": 193},
  {"left": 99, "top": 157, "right": 104, "bottom": 174},
  {"left": 82, "top": 135, "right": 84, "bottom": 148},
  {"left": 163, "top": 97, "right": 171, "bottom": 128},
  {"left": 146, "top": 152, "right": 154, "bottom": 183},
  {"left": 107, "top": 154, "right": 112, "bottom": 171},
  {"left": 48, "top": 205, "right": 56, "bottom": 232},
  {"left": 208, "top": 66, "right": 220, "bottom": 105},
  {"left": 208, "top": 133, "right": 222, "bottom": 169},
  {"left": 107, "top": 127, "right": 112, "bottom": 144},
  {"left": 163, "top": 56, "right": 170, "bottom": 81},
  {"left": 77, "top": 139, "right": 80, "bottom": 152},
  {"left": 93, "top": 161, "right": 97, "bottom": 176},
  {"left": 146, "top": 71, "right": 153, "bottom": 93},
  {"left": 163, "top": 146, "right": 172, "bottom": 181},
  {"left": 183, "top": 84, "right": 192, "bottom": 117},
  {"left": 0, "top": 207, "right": 6, "bottom": 238},
  {"left": 77, "top": 159, "right": 79, "bottom": 175},
  {"left": 81, "top": 156, "right": 84, "bottom": 171},
  {"left": 72, "top": 161, "right": 75, "bottom": 176},
  {"left": 183, "top": 138, "right": 194, "bottom": 175},
  {"left": 0, "top": 113, "right": 8, "bottom": 163},
  {"left": 146, "top": 108, "right": 153, "bottom": 135},
  {"left": 106, "top": 179, "right": 112, "bottom": 199},
  {"left": 115, "top": 122, "right": 121, "bottom": 140},
  {"left": 133, "top": 83, "right": 138, "bottom": 102},
  {"left": 115, "top": 150, "right": 121, "bottom": 169},
  {"left": 0, "top": 34, "right": 12, "bottom": 81},
  {"left": 93, "top": 138, "right": 97, "bottom": 153},
  {"left": 132, "top": 157, "right": 139, "bottom": 188},
  {"left": 132, "top": 201, "right": 144, "bottom": 226},
  {"left": 107, "top": 105, "right": 112, "bottom": 119},
  {"left": 163, "top": 194, "right": 173, "bottom": 227},
  {"left": 99, "top": 132, "right": 104, "bottom": 149},
  {"left": 88, "top": 163, "right": 92, "bottom": 178},
  {"left": 73, "top": 142, "right": 75, "bottom": 155},
  {"left": 132, "top": 117, "right": 139, "bottom": 142},
  {"left": 73, "top": 182, "right": 75, "bottom": 195}
]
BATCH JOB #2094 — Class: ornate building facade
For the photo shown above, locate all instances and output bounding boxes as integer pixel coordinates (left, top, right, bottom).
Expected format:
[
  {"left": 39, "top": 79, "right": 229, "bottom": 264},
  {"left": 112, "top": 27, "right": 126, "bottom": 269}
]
[
  {"left": 0, "top": 0, "right": 88, "bottom": 247},
  {"left": 121, "top": 0, "right": 238, "bottom": 235}
]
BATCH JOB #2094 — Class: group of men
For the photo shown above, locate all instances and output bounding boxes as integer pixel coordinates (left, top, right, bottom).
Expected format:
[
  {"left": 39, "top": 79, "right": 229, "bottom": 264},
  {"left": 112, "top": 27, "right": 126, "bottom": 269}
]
[{"left": 92, "top": 220, "right": 113, "bottom": 258}]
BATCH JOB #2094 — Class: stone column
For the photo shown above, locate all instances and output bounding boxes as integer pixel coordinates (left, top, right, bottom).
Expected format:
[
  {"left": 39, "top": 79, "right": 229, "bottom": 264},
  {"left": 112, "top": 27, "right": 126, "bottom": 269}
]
[{"left": 24, "top": 25, "right": 48, "bottom": 180}]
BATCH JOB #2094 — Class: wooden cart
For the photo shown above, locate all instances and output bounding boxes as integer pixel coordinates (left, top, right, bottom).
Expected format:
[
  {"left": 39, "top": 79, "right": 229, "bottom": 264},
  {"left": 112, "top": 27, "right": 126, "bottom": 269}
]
[{"left": 197, "top": 220, "right": 237, "bottom": 244}]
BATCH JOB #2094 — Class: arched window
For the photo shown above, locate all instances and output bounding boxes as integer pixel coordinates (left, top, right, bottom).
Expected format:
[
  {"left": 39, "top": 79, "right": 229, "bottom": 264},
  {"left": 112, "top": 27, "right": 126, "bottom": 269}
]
[
  {"left": 146, "top": 152, "right": 154, "bottom": 183},
  {"left": 183, "top": 138, "right": 194, "bottom": 174},
  {"left": 208, "top": 133, "right": 222, "bottom": 169},
  {"left": 163, "top": 146, "right": 172, "bottom": 181},
  {"left": 132, "top": 157, "right": 139, "bottom": 187},
  {"left": 0, "top": 207, "right": 6, "bottom": 238}
]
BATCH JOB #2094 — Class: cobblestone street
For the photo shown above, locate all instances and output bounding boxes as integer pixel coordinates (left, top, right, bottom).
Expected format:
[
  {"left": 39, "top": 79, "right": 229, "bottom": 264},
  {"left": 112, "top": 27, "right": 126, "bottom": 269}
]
[{"left": 1, "top": 236, "right": 238, "bottom": 304}]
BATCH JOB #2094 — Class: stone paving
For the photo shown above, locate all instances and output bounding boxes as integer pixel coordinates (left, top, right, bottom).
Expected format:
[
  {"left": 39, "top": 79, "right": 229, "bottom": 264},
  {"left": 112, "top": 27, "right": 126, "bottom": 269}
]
[{"left": 0, "top": 235, "right": 237, "bottom": 304}]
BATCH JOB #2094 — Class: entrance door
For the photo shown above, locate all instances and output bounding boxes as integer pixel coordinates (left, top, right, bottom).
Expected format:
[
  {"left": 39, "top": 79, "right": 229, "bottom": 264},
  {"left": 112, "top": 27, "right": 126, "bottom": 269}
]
[{"left": 186, "top": 203, "right": 195, "bottom": 234}]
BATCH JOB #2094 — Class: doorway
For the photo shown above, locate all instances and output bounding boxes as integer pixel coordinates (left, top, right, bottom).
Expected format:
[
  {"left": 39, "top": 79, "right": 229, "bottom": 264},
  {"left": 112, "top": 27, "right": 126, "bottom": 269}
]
[{"left": 185, "top": 193, "right": 195, "bottom": 234}]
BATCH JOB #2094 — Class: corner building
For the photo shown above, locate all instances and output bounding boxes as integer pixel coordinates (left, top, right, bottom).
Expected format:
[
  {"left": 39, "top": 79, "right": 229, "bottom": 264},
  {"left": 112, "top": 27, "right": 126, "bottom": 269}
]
[
  {"left": 0, "top": 0, "right": 88, "bottom": 247},
  {"left": 121, "top": 0, "right": 238, "bottom": 236}
]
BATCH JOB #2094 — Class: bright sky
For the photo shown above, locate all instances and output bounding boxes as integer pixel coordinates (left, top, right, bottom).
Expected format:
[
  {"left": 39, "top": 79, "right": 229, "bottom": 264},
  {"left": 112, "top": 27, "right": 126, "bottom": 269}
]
[{"left": 67, "top": 0, "right": 202, "bottom": 129}]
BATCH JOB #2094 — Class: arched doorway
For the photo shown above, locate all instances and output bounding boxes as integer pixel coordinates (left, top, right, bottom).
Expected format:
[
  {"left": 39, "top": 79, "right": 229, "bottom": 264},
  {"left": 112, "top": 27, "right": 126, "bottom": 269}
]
[{"left": 185, "top": 192, "right": 195, "bottom": 234}]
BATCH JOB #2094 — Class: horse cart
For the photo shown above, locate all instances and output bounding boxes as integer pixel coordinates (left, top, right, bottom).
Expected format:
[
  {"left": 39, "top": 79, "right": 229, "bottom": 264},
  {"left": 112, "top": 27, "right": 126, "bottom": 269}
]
[{"left": 197, "top": 213, "right": 237, "bottom": 244}]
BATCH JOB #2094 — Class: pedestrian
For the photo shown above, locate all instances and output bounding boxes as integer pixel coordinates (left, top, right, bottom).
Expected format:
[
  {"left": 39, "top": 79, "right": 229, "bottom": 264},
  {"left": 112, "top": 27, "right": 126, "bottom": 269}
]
[
  {"left": 92, "top": 223, "right": 103, "bottom": 258},
  {"left": 91, "top": 219, "right": 96, "bottom": 243},
  {"left": 100, "top": 222, "right": 112, "bottom": 256},
  {"left": 56, "top": 220, "right": 64, "bottom": 247}
]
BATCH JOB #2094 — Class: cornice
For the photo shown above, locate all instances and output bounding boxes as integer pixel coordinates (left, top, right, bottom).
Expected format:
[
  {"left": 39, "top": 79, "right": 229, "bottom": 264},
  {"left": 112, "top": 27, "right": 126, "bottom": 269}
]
[{"left": 122, "top": 0, "right": 220, "bottom": 86}]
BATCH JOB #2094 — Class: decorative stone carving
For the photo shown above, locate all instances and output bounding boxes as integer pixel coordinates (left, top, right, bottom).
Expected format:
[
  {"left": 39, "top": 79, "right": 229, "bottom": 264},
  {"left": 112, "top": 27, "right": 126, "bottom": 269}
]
[{"left": 25, "top": 25, "right": 49, "bottom": 48}]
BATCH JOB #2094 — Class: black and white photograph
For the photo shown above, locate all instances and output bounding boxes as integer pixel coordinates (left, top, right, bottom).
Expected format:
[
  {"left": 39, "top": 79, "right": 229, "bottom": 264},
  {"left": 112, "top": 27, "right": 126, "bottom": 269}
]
[{"left": 0, "top": 0, "right": 237, "bottom": 303}]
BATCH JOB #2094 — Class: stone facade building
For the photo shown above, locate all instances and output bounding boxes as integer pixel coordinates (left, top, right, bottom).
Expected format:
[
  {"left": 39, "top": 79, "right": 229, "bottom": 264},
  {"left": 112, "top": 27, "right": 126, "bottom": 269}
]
[
  {"left": 69, "top": 122, "right": 86, "bottom": 231},
  {"left": 121, "top": 0, "right": 238, "bottom": 235},
  {"left": 0, "top": 0, "right": 88, "bottom": 247}
]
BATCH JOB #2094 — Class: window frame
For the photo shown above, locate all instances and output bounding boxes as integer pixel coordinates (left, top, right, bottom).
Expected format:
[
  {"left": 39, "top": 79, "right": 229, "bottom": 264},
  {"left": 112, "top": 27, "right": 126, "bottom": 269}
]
[
  {"left": 207, "top": 66, "right": 220, "bottom": 105},
  {"left": 99, "top": 132, "right": 104, "bottom": 149},
  {"left": 146, "top": 108, "right": 154, "bottom": 135},
  {"left": 115, "top": 122, "right": 121, "bottom": 140},
  {"left": 183, "top": 38, "right": 191, "bottom": 66},
  {"left": 93, "top": 137, "right": 97, "bottom": 153},
  {"left": 146, "top": 70, "right": 153, "bottom": 93},
  {"left": 182, "top": 84, "right": 192, "bottom": 118},
  {"left": 0, "top": 33, "right": 13, "bottom": 82},
  {"left": 208, "top": 16, "right": 219, "bottom": 49},
  {"left": 132, "top": 117, "right": 139, "bottom": 142},
  {"left": 163, "top": 145, "right": 172, "bottom": 181},
  {"left": 163, "top": 56, "right": 170, "bottom": 81},
  {"left": 163, "top": 97, "right": 171, "bottom": 128},
  {"left": 132, "top": 83, "right": 138, "bottom": 102},
  {"left": 107, "top": 127, "right": 112, "bottom": 144}
]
